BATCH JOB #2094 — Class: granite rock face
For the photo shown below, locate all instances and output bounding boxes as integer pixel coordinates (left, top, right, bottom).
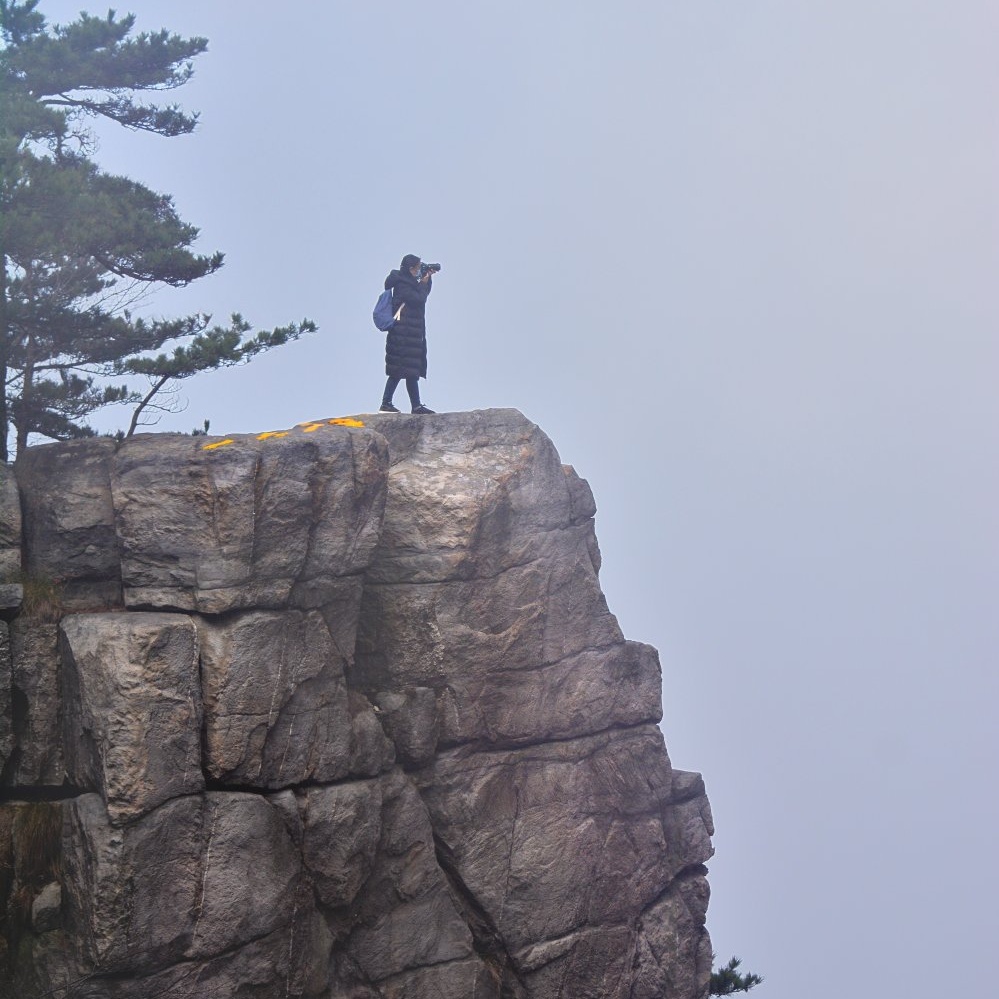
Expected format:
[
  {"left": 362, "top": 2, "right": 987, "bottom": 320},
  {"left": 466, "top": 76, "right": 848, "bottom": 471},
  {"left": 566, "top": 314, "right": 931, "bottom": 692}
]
[
  {"left": 0, "top": 465, "right": 20, "bottom": 584},
  {"left": 5, "top": 621, "right": 64, "bottom": 787},
  {"left": 59, "top": 612, "right": 204, "bottom": 825},
  {"left": 197, "top": 609, "right": 391, "bottom": 788},
  {"left": 0, "top": 410, "right": 713, "bottom": 999}
]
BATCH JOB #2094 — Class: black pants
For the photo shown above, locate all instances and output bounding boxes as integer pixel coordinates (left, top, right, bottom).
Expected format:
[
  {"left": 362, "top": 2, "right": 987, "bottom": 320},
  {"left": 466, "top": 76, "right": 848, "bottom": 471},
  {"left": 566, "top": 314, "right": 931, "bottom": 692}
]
[{"left": 383, "top": 376, "right": 421, "bottom": 407}]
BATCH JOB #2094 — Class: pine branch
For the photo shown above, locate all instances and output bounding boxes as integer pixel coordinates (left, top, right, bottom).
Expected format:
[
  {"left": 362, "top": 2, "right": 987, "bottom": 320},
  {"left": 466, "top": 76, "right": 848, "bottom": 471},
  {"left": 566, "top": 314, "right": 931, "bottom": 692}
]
[{"left": 710, "top": 957, "right": 764, "bottom": 996}]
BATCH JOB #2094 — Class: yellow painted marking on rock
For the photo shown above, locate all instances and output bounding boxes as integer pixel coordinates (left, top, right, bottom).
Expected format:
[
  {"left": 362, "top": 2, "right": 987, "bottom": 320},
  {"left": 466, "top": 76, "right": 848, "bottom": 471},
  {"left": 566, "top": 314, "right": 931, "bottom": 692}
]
[{"left": 203, "top": 417, "right": 365, "bottom": 454}]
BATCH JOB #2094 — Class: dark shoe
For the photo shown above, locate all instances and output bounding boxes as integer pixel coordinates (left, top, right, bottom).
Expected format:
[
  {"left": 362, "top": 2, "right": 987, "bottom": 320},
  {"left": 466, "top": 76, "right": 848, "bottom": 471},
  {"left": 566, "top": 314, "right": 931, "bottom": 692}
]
[
  {"left": 411, "top": 405, "right": 435, "bottom": 415},
  {"left": 379, "top": 402, "right": 400, "bottom": 413}
]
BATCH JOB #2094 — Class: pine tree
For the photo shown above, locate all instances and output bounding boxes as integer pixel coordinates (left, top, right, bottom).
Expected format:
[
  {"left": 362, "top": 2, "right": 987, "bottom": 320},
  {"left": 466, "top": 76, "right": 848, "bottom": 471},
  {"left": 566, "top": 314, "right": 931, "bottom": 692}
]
[
  {"left": 710, "top": 956, "right": 764, "bottom": 996},
  {"left": 0, "top": 1, "right": 315, "bottom": 459}
]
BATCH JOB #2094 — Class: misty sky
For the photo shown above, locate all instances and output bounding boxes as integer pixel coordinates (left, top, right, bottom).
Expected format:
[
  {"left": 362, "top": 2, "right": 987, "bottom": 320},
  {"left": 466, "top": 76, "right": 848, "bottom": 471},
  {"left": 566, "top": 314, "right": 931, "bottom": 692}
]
[{"left": 33, "top": 2, "right": 999, "bottom": 997}]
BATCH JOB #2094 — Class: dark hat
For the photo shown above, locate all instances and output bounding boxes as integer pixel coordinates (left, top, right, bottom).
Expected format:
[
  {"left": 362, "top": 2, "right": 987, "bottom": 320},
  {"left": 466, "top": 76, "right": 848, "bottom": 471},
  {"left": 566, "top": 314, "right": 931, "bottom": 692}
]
[{"left": 400, "top": 254, "right": 421, "bottom": 271}]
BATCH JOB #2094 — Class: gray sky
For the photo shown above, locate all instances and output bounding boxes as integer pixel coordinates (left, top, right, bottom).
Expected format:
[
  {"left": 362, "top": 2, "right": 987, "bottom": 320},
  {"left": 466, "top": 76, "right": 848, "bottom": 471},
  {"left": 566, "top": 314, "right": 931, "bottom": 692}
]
[{"left": 38, "top": 2, "right": 999, "bottom": 996}]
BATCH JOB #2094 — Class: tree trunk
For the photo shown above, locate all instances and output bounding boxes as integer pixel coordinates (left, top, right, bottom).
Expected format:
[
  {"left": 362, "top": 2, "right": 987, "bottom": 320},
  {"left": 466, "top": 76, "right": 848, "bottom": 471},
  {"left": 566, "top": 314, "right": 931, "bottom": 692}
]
[
  {"left": 0, "top": 244, "right": 9, "bottom": 463},
  {"left": 15, "top": 339, "right": 34, "bottom": 457},
  {"left": 127, "top": 374, "right": 170, "bottom": 437}
]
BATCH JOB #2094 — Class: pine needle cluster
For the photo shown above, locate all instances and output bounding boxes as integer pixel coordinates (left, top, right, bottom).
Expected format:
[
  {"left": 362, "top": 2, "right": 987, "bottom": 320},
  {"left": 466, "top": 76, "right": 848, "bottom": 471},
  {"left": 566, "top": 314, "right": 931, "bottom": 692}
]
[{"left": 710, "top": 956, "right": 764, "bottom": 996}]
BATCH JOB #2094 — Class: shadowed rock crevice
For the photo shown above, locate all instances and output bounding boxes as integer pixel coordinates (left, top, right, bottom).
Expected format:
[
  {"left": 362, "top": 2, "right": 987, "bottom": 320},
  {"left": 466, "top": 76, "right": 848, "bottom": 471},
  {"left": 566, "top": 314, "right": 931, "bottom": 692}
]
[
  {"left": 0, "top": 686, "right": 27, "bottom": 789},
  {"left": 432, "top": 830, "right": 530, "bottom": 997},
  {"left": 431, "top": 714, "right": 666, "bottom": 763},
  {"left": 0, "top": 783, "right": 82, "bottom": 804},
  {"left": 0, "top": 411, "right": 713, "bottom": 999}
]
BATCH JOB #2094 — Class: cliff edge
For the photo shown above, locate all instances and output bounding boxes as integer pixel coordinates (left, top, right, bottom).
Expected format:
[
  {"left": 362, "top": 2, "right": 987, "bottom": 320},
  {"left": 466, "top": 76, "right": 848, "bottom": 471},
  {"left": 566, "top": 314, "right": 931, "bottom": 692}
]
[{"left": 0, "top": 408, "right": 713, "bottom": 999}]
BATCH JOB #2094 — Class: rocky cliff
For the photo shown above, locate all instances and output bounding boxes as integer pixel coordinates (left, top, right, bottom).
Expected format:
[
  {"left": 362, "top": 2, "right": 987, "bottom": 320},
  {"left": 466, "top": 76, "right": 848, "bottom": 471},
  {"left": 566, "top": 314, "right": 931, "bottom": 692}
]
[{"left": 0, "top": 408, "right": 714, "bottom": 999}]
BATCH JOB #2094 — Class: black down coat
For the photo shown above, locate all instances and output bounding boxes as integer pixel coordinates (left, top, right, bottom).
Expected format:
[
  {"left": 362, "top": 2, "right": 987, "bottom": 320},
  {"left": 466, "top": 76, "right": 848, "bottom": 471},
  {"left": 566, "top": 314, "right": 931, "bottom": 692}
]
[{"left": 384, "top": 268, "right": 431, "bottom": 379}]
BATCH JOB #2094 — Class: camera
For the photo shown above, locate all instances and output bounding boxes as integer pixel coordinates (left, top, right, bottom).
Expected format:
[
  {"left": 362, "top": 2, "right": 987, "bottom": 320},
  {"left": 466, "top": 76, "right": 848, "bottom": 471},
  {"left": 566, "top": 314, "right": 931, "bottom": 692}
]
[{"left": 420, "top": 262, "right": 441, "bottom": 276}]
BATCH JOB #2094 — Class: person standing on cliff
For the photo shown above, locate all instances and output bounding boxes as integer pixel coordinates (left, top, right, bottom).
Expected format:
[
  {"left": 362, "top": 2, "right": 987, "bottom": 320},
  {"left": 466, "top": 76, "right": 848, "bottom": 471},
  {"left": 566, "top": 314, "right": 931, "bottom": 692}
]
[{"left": 379, "top": 254, "right": 438, "bottom": 414}]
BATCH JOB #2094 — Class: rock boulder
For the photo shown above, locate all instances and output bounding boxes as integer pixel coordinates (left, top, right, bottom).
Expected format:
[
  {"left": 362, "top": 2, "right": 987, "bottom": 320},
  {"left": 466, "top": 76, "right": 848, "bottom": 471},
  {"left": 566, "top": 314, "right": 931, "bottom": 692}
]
[{"left": 0, "top": 411, "right": 713, "bottom": 999}]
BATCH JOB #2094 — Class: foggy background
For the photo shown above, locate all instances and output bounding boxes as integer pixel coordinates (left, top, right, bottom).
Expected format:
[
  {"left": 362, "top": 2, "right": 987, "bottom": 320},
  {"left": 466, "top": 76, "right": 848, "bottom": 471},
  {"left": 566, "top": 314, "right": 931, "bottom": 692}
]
[{"left": 37, "top": 2, "right": 999, "bottom": 996}]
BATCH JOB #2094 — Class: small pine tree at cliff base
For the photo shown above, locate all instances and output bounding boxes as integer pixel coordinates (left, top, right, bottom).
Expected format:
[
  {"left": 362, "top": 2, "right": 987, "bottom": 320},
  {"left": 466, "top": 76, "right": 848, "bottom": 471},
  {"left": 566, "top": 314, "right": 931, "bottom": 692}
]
[
  {"left": 0, "top": 0, "right": 315, "bottom": 459},
  {"left": 710, "top": 956, "right": 764, "bottom": 996}
]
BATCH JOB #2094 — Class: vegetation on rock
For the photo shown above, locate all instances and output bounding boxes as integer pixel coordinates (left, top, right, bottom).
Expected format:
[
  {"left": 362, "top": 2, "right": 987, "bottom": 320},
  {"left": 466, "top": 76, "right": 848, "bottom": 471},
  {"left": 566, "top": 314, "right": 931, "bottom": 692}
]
[
  {"left": 0, "top": 0, "right": 315, "bottom": 459},
  {"left": 710, "top": 955, "right": 764, "bottom": 995}
]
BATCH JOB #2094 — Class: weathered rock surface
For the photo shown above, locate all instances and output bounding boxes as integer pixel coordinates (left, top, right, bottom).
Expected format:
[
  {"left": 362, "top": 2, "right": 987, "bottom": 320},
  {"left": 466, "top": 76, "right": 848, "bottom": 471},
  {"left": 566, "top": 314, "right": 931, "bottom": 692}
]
[
  {"left": 352, "top": 410, "right": 659, "bottom": 750},
  {"left": 64, "top": 791, "right": 304, "bottom": 971},
  {"left": 112, "top": 429, "right": 386, "bottom": 613},
  {"left": 60, "top": 612, "right": 203, "bottom": 825},
  {"left": 4, "top": 620, "right": 64, "bottom": 787},
  {"left": 198, "top": 609, "right": 391, "bottom": 787},
  {"left": 16, "top": 438, "right": 122, "bottom": 611},
  {"left": 373, "top": 685, "right": 438, "bottom": 768},
  {"left": 0, "top": 410, "right": 713, "bottom": 999},
  {"left": 15, "top": 427, "right": 387, "bottom": 614},
  {"left": 0, "top": 625, "right": 11, "bottom": 777},
  {"left": 421, "top": 727, "right": 713, "bottom": 998},
  {"left": 0, "top": 464, "right": 20, "bottom": 584},
  {"left": 0, "top": 587, "right": 21, "bottom": 614},
  {"left": 30, "top": 881, "right": 61, "bottom": 934}
]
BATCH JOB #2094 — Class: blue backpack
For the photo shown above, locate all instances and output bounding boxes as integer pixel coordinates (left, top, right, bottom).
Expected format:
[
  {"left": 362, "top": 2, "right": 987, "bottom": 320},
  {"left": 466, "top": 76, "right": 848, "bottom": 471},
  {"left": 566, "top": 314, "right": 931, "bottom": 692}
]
[{"left": 373, "top": 289, "right": 400, "bottom": 331}]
